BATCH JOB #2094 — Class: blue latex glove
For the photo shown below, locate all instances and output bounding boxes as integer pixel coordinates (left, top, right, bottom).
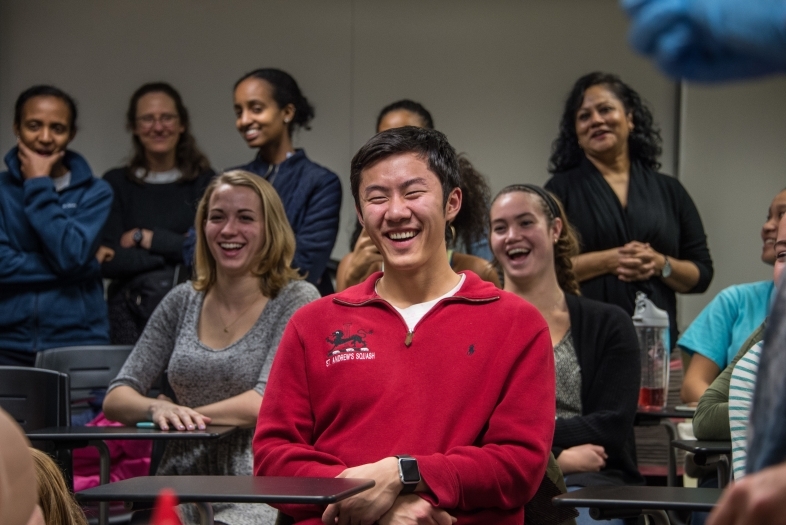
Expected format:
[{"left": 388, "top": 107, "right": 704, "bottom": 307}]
[{"left": 623, "top": 0, "right": 786, "bottom": 81}]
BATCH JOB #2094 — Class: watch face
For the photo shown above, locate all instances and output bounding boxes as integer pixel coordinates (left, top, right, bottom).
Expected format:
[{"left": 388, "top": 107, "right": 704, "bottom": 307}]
[
  {"left": 399, "top": 458, "right": 420, "bottom": 483},
  {"left": 662, "top": 260, "right": 672, "bottom": 278}
]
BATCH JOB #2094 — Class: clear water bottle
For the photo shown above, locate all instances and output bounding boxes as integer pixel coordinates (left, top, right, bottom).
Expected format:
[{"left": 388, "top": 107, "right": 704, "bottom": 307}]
[{"left": 632, "top": 292, "right": 670, "bottom": 410}]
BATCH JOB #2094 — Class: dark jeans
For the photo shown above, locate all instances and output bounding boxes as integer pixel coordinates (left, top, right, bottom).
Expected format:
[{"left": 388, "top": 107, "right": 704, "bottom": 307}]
[{"left": 691, "top": 473, "right": 719, "bottom": 525}]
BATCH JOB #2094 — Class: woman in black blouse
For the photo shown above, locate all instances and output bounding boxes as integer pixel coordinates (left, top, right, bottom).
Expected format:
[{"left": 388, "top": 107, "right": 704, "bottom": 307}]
[
  {"left": 101, "top": 82, "right": 215, "bottom": 344},
  {"left": 545, "top": 72, "right": 713, "bottom": 349}
]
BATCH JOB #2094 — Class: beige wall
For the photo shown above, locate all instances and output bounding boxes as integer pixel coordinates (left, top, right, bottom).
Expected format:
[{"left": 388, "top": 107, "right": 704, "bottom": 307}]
[
  {"left": 0, "top": 0, "right": 675, "bottom": 251},
  {"left": 678, "top": 79, "right": 786, "bottom": 327},
  {"left": 1, "top": 0, "right": 783, "bottom": 328}
]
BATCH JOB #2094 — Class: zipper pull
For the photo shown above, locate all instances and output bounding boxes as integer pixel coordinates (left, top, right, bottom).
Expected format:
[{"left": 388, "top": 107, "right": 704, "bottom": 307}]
[{"left": 404, "top": 331, "right": 413, "bottom": 347}]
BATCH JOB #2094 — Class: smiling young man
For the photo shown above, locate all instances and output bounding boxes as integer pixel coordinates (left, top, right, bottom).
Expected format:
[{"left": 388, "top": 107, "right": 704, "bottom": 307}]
[{"left": 253, "top": 126, "right": 555, "bottom": 525}]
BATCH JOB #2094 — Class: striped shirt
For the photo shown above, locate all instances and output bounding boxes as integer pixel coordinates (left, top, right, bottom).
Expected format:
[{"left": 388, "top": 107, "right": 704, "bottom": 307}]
[{"left": 729, "top": 341, "right": 764, "bottom": 479}]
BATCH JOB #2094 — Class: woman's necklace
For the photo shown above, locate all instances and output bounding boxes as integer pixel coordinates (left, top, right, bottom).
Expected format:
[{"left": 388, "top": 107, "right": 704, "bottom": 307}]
[{"left": 217, "top": 295, "right": 266, "bottom": 333}]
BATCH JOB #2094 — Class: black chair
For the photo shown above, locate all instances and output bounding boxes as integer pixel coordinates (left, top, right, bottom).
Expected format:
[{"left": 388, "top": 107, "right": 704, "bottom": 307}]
[
  {"left": 0, "top": 366, "right": 74, "bottom": 487},
  {"left": 34, "top": 347, "right": 138, "bottom": 525},
  {"left": 35, "top": 345, "right": 133, "bottom": 417},
  {"left": 0, "top": 365, "right": 70, "bottom": 431}
]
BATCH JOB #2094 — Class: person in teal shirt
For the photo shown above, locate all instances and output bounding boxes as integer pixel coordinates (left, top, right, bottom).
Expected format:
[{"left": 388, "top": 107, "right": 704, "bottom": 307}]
[{"left": 679, "top": 188, "right": 786, "bottom": 403}]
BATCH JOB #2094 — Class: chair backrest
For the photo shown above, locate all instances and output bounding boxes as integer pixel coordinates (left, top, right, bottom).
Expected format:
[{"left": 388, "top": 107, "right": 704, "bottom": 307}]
[
  {"left": 0, "top": 366, "right": 70, "bottom": 431},
  {"left": 35, "top": 345, "right": 133, "bottom": 409}
]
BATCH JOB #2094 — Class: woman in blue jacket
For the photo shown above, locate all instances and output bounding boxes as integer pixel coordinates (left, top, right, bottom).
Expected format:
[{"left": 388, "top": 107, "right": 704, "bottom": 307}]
[
  {"left": 233, "top": 69, "right": 341, "bottom": 294},
  {"left": 0, "top": 85, "right": 112, "bottom": 365},
  {"left": 182, "top": 69, "right": 342, "bottom": 294}
]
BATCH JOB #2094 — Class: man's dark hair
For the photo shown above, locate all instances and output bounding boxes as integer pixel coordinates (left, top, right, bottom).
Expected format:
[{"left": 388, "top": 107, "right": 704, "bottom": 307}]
[
  {"left": 14, "top": 85, "right": 78, "bottom": 131},
  {"left": 350, "top": 126, "right": 460, "bottom": 210}
]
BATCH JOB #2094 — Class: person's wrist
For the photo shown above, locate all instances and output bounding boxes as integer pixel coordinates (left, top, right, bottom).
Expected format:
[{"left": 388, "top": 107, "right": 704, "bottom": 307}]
[
  {"left": 24, "top": 171, "right": 48, "bottom": 180},
  {"left": 557, "top": 450, "right": 575, "bottom": 474},
  {"left": 659, "top": 254, "right": 672, "bottom": 278},
  {"left": 133, "top": 228, "right": 144, "bottom": 248},
  {"left": 384, "top": 457, "right": 404, "bottom": 492},
  {"left": 607, "top": 248, "right": 620, "bottom": 273},
  {"left": 147, "top": 398, "right": 170, "bottom": 419},
  {"left": 145, "top": 404, "right": 156, "bottom": 421},
  {"left": 141, "top": 229, "right": 153, "bottom": 250}
]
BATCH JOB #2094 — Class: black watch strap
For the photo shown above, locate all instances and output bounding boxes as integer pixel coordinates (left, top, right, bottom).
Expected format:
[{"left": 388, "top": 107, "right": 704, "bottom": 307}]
[{"left": 396, "top": 454, "right": 420, "bottom": 494}]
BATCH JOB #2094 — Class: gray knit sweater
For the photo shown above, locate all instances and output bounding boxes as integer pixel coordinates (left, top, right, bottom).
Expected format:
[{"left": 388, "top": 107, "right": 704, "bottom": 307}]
[{"left": 108, "top": 279, "right": 319, "bottom": 525}]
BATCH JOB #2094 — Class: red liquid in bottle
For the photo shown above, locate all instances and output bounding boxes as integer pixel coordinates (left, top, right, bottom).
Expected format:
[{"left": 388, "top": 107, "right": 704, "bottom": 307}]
[{"left": 638, "top": 387, "right": 665, "bottom": 409}]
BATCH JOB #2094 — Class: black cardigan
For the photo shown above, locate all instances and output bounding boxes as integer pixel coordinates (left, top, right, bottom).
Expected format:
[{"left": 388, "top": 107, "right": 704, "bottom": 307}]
[
  {"left": 545, "top": 158, "right": 713, "bottom": 350},
  {"left": 100, "top": 167, "right": 215, "bottom": 282},
  {"left": 553, "top": 294, "right": 644, "bottom": 487}
]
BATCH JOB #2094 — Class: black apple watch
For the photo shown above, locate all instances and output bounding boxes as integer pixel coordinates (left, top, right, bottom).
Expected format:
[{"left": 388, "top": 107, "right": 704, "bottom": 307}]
[
  {"left": 396, "top": 454, "right": 420, "bottom": 494},
  {"left": 133, "top": 228, "right": 143, "bottom": 248}
]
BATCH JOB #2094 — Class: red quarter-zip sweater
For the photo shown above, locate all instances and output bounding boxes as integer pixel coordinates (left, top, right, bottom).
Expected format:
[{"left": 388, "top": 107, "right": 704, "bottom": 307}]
[{"left": 253, "top": 271, "right": 555, "bottom": 524}]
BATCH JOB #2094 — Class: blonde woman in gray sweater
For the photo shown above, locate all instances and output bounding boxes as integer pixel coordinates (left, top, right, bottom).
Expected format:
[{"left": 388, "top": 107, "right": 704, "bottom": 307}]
[{"left": 104, "top": 171, "right": 320, "bottom": 525}]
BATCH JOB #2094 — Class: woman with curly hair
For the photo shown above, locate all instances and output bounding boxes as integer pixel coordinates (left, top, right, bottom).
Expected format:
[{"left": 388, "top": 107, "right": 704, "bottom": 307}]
[
  {"left": 545, "top": 72, "right": 713, "bottom": 349},
  {"left": 336, "top": 99, "right": 498, "bottom": 291},
  {"left": 490, "top": 185, "right": 643, "bottom": 525}
]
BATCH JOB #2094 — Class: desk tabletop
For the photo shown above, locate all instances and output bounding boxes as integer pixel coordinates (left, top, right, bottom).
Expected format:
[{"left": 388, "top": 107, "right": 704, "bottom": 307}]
[
  {"left": 26, "top": 425, "right": 236, "bottom": 441},
  {"left": 553, "top": 486, "right": 722, "bottom": 512},
  {"left": 672, "top": 439, "right": 732, "bottom": 455},
  {"left": 635, "top": 407, "right": 696, "bottom": 421},
  {"left": 76, "top": 476, "right": 375, "bottom": 505}
]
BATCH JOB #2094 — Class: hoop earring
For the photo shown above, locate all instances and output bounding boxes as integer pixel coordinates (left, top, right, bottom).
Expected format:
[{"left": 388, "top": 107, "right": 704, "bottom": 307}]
[{"left": 450, "top": 224, "right": 457, "bottom": 244}]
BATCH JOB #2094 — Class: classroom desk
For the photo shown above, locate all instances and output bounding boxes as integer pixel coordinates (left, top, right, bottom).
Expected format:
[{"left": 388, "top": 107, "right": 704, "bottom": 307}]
[
  {"left": 672, "top": 439, "right": 733, "bottom": 488},
  {"left": 77, "top": 476, "right": 375, "bottom": 525},
  {"left": 635, "top": 407, "right": 696, "bottom": 422},
  {"left": 553, "top": 486, "right": 722, "bottom": 525},
  {"left": 635, "top": 407, "right": 695, "bottom": 487},
  {"left": 27, "top": 425, "right": 236, "bottom": 525}
]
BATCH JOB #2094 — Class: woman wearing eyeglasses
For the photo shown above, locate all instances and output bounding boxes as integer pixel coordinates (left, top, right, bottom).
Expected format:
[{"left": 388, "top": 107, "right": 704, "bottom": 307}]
[{"left": 100, "top": 82, "right": 215, "bottom": 344}]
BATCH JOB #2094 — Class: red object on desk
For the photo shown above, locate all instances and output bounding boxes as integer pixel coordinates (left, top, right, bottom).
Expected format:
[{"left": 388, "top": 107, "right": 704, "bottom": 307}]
[
  {"left": 152, "top": 489, "right": 182, "bottom": 525},
  {"left": 638, "top": 386, "right": 666, "bottom": 409}
]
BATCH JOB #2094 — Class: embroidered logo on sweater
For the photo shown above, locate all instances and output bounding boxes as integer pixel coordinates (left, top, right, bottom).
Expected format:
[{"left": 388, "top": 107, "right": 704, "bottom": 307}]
[{"left": 325, "top": 324, "right": 374, "bottom": 367}]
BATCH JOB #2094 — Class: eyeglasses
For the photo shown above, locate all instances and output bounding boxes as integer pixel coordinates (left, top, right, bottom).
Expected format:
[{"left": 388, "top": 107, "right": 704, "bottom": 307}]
[{"left": 136, "top": 113, "right": 179, "bottom": 129}]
